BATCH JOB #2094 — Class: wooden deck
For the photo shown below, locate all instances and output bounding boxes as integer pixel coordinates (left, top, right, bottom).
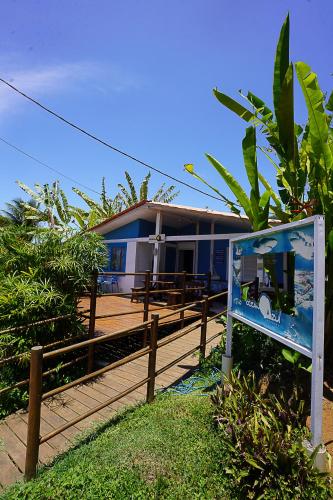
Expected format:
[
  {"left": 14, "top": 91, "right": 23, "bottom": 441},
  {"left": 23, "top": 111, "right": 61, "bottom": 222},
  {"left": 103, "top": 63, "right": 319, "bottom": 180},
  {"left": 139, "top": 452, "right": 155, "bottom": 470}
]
[
  {"left": 79, "top": 295, "right": 199, "bottom": 336},
  {"left": 0, "top": 315, "right": 222, "bottom": 490}
]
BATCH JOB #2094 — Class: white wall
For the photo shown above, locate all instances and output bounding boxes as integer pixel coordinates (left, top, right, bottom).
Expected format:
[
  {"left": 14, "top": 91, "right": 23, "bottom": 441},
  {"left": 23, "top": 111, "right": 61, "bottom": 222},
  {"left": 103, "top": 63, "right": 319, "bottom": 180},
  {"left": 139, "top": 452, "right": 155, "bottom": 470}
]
[
  {"left": 134, "top": 243, "right": 153, "bottom": 286},
  {"left": 118, "top": 241, "right": 136, "bottom": 292}
]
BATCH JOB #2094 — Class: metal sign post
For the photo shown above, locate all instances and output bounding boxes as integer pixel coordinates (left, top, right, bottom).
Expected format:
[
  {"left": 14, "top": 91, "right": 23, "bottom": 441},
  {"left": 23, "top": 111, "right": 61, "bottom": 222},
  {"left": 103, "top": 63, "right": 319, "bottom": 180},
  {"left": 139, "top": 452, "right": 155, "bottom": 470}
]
[{"left": 223, "top": 215, "right": 328, "bottom": 470}]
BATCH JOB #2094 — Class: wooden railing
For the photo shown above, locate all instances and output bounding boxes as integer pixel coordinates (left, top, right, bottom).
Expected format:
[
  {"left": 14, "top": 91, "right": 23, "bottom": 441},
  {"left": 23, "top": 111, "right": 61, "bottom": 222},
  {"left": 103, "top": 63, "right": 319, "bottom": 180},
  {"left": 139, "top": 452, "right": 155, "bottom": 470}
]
[
  {"left": 89, "top": 270, "right": 211, "bottom": 346},
  {"left": 0, "top": 270, "right": 211, "bottom": 402},
  {"left": 23, "top": 288, "right": 228, "bottom": 480}
]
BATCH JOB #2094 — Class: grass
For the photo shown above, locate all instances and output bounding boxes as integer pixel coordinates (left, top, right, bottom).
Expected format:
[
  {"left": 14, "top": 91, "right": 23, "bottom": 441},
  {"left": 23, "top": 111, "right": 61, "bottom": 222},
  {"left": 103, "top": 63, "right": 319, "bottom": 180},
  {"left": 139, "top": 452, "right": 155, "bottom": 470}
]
[{"left": 2, "top": 394, "right": 229, "bottom": 500}]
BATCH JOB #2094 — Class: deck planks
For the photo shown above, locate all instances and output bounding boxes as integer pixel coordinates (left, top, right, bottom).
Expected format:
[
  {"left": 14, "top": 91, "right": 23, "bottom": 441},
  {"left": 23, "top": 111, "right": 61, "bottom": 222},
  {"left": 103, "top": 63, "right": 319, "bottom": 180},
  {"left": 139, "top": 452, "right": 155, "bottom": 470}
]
[{"left": 0, "top": 298, "right": 222, "bottom": 491}]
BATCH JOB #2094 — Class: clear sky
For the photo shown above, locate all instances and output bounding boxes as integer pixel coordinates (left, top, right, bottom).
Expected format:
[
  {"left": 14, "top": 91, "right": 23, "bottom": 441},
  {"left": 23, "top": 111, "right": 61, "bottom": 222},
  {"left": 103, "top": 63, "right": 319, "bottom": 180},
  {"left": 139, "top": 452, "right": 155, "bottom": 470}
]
[{"left": 0, "top": 0, "right": 332, "bottom": 212}]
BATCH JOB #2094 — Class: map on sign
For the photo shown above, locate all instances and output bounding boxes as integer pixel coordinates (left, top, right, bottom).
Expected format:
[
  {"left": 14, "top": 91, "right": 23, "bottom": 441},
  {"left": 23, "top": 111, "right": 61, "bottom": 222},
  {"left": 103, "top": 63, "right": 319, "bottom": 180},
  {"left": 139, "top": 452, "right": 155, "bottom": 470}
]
[{"left": 230, "top": 221, "right": 315, "bottom": 352}]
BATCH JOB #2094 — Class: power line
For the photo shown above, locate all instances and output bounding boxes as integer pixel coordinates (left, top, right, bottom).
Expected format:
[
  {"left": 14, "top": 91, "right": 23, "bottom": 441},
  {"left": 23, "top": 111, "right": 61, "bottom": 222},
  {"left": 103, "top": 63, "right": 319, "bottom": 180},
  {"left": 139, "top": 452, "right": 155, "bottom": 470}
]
[
  {"left": 0, "top": 136, "right": 102, "bottom": 195},
  {"left": 0, "top": 76, "right": 223, "bottom": 203}
]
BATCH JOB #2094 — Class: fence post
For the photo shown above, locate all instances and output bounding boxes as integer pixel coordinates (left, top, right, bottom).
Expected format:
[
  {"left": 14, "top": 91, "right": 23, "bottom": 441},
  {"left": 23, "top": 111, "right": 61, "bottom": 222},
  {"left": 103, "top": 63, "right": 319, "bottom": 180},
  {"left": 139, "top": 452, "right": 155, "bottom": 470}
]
[
  {"left": 207, "top": 271, "right": 212, "bottom": 295},
  {"left": 143, "top": 269, "right": 151, "bottom": 346},
  {"left": 147, "top": 313, "right": 159, "bottom": 403},
  {"left": 87, "top": 271, "right": 98, "bottom": 373},
  {"left": 25, "top": 346, "right": 43, "bottom": 481},
  {"left": 200, "top": 295, "right": 209, "bottom": 361},
  {"left": 180, "top": 270, "right": 187, "bottom": 328}
]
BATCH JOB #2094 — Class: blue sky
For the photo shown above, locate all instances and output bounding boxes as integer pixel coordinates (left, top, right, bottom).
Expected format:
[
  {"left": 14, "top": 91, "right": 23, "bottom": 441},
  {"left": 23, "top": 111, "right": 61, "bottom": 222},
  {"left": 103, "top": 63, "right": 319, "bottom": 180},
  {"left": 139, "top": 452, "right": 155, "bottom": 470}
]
[{"left": 0, "top": 0, "right": 332, "bottom": 212}]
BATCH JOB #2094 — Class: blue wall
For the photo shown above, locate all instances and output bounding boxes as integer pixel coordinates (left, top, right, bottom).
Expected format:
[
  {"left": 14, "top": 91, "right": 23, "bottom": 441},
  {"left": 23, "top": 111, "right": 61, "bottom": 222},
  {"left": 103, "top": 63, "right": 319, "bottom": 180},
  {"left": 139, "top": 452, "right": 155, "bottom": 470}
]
[
  {"left": 104, "top": 219, "right": 155, "bottom": 240},
  {"left": 197, "top": 241, "right": 210, "bottom": 274}
]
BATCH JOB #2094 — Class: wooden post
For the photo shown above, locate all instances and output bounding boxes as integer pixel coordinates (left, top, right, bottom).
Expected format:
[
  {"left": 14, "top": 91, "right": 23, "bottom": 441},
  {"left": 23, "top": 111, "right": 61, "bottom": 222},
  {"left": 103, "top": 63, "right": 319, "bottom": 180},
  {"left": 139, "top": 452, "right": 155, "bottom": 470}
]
[
  {"left": 147, "top": 313, "right": 159, "bottom": 403},
  {"left": 87, "top": 271, "right": 98, "bottom": 373},
  {"left": 200, "top": 295, "right": 209, "bottom": 360},
  {"left": 207, "top": 271, "right": 212, "bottom": 295},
  {"left": 180, "top": 271, "right": 186, "bottom": 328},
  {"left": 25, "top": 346, "right": 43, "bottom": 481},
  {"left": 143, "top": 269, "right": 151, "bottom": 346}
]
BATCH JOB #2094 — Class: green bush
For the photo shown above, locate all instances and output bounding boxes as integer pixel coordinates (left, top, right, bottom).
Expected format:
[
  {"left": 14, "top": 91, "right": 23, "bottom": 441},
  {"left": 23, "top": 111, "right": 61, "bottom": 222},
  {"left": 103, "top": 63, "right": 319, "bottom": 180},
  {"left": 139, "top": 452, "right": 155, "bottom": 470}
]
[
  {"left": 216, "top": 317, "right": 311, "bottom": 401},
  {"left": 212, "top": 372, "right": 331, "bottom": 499},
  {"left": 0, "top": 226, "right": 107, "bottom": 417}
]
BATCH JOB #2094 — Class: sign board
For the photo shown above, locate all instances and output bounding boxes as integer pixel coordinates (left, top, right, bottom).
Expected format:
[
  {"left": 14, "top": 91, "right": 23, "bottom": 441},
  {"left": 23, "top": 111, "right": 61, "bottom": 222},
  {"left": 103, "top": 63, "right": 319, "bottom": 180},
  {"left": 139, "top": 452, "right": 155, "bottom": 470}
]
[{"left": 226, "top": 215, "right": 325, "bottom": 447}]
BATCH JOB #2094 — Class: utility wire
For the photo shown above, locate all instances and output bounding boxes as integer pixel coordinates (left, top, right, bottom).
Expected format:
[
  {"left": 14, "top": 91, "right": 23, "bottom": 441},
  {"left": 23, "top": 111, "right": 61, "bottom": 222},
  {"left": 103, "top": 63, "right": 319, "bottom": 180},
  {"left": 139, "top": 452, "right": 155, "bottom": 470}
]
[
  {"left": 0, "top": 136, "right": 102, "bottom": 195},
  {"left": 0, "top": 77, "right": 223, "bottom": 203}
]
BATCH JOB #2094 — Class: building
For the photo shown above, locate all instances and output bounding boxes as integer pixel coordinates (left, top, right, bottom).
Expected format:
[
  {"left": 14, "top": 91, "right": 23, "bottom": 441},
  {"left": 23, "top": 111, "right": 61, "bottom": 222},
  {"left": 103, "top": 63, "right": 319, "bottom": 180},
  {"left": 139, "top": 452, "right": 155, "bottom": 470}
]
[{"left": 90, "top": 200, "right": 251, "bottom": 292}]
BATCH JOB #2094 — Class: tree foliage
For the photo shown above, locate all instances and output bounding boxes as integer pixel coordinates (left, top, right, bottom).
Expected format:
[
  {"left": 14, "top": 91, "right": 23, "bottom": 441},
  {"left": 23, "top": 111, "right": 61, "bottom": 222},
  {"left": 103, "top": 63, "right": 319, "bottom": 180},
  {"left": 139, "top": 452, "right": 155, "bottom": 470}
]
[
  {"left": 0, "top": 226, "right": 107, "bottom": 416},
  {"left": 185, "top": 14, "right": 333, "bottom": 348}
]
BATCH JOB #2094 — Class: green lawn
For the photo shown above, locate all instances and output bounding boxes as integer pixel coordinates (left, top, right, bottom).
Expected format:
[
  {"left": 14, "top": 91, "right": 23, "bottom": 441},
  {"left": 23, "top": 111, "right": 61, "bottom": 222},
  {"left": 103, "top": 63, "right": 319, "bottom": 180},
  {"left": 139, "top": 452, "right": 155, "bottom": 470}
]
[{"left": 2, "top": 394, "right": 229, "bottom": 500}]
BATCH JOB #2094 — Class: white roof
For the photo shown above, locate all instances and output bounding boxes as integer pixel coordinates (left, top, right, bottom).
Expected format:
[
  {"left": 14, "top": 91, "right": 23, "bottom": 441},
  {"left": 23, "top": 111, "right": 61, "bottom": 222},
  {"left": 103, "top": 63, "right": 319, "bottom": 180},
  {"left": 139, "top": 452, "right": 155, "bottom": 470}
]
[{"left": 91, "top": 200, "right": 251, "bottom": 235}]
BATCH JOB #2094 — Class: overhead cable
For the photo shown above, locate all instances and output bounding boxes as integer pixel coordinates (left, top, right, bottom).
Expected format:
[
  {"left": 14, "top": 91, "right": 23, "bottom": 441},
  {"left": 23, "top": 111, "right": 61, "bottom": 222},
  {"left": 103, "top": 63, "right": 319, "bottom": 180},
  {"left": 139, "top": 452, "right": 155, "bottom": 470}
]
[{"left": 0, "top": 77, "right": 223, "bottom": 202}]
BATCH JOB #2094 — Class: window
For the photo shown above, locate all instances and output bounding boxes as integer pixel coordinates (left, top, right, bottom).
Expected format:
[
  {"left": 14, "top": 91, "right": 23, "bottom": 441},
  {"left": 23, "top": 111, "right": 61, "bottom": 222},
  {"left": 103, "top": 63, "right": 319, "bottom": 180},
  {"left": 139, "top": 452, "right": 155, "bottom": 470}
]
[{"left": 109, "top": 245, "right": 126, "bottom": 272}]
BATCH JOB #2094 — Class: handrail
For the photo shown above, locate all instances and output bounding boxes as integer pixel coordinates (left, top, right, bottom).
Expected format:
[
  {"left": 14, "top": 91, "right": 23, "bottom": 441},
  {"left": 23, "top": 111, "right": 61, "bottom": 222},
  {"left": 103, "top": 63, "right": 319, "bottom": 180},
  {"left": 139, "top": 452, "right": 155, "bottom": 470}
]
[
  {"left": 42, "top": 345, "right": 151, "bottom": 400},
  {"left": 24, "top": 286, "right": 224, "bottom": 480},
  {"left": 39, "top": 377, "right": 150, "bottom": 445},
  {"left": 0, "top": 331, "right": 90, "bottom": 368},
  {"left": 0, "top": 354, "right": 88, "bottom": 397},
  {"left": 0, "top": 309, "right": 90, "bottom": 336},
  {"left": 43, "top": 320, "right": 153, "bottom": 361}
]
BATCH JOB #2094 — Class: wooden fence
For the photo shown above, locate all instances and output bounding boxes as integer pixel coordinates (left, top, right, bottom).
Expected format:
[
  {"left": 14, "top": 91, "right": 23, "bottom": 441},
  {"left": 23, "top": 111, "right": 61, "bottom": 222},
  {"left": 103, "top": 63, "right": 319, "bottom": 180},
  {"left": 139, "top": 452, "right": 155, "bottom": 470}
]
[
  {"left": 0, "top": 270, "right": 234, "bottom": 480},
  {"left": 24, "top": 289, "right": 227, "bottom": 480}
]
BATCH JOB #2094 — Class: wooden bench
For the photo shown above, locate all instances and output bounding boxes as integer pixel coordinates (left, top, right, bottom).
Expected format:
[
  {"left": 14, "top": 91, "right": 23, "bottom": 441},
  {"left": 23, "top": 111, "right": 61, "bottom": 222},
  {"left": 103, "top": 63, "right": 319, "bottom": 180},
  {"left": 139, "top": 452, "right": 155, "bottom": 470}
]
[
  {"left": 131, "top": 287, "right": 145, "bottom": 303},
  {"left": 167, "top": 291, "right": 182, "bottom": 306}
]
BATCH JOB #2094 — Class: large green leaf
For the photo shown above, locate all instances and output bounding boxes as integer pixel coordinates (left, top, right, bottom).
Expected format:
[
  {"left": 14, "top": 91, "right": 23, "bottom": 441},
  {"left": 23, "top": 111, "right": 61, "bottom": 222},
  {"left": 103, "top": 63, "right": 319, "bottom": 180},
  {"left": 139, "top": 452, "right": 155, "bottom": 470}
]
[
  {"left": 277, "top": 64, "right": 296, "bottom": 172},
  {"left": 296, "top": 62, "right": 333, "bottom": 174},
  {"left": 72, "top": 187, "right": 104, "bottom": 215},
  {"left": 242, "top": 126, "right": 259, "bottom": 197},
  {"left": 246, "top": 92, "right": 273, "bottom": 122},
  {"left": 184, "top": 163, "right": 242, "bottom": 215},
  {"left": 205, "top": 154, "right": 253, "bottom": 220},
  {"left": 125, "top": 171, "right": 138, "bottom": 204},
  {"left": 326, "top": 91, "right": 333, "bottom": 112},
  {"left": 213, "top": 89, "right": 255, "bottom": 122},
  {"left": 273, "top": 14, "right": 290, "bottom": 116}
]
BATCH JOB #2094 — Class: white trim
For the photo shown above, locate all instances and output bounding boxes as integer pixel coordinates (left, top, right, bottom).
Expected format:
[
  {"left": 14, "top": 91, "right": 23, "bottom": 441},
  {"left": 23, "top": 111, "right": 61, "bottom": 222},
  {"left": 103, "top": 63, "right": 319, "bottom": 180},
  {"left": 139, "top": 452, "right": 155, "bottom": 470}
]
[
  {"left": 152, "top": 211, "right": 162, "bottom": 278},
  {"left": 103, "top": 233, "right": 244, "bottom": 244},
  {"left": 229, "top": 215, "right": 319, "bottom": 243},
  {"left": 311, "top": 215, "right": 325, "bottom": 446},
  {"left": 226, "top": 243, "right": 234, "bottom": 357}
]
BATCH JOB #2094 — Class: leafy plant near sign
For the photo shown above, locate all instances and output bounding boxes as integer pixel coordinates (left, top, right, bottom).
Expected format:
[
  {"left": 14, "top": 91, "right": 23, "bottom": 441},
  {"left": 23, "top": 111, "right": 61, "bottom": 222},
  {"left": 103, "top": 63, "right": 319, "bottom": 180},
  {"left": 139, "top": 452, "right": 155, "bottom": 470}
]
[
  {"left": 215, "top": 317, "right": 311, "bottom": 403},
  {"left": 185, "top": 13, "right": 333, "bottom": 356},
  {"left": 212, "top": 372, "right": 331, "bottom": 499}
]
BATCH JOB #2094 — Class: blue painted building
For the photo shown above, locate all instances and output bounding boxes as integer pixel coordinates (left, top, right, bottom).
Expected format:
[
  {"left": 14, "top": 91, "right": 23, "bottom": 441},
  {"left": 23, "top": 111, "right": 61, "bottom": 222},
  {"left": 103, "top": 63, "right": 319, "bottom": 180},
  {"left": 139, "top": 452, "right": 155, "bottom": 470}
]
[{"left": 90, "top": 200, "right": 251, "bottom": 292}]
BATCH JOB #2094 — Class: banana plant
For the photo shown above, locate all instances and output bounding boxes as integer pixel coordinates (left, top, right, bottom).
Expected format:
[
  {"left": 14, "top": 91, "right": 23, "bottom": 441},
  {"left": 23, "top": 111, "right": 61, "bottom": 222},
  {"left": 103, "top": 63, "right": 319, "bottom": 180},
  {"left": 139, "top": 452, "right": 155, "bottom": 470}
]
[
  {"left": 185, "top": 13, "right": 333, "bottom": 351},
  {"left": 117, "top": 171, "right": 179, "bottom": 208},
  {"left": 17, "top": 180, "right": 73, "bottom": 229},
  {"left": 186, "top": 125, "right": 271, "bottom": 231}
]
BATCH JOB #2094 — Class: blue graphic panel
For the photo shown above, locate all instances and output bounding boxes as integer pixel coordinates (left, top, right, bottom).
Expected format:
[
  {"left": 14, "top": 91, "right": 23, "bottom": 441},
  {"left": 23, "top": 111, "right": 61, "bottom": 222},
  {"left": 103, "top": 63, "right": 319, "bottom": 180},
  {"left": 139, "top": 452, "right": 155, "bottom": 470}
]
[{"left": 231, "top": 223, "right": 314, "bottom": 351}]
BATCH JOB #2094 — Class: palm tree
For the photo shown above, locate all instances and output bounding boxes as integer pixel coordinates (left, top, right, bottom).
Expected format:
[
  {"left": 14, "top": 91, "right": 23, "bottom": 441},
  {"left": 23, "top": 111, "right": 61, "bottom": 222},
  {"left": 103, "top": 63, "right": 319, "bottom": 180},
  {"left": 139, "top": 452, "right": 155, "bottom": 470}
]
[
  {"left": 0, "top": 198, "right": 39, "bottom": 228},
  {"left": 73, "top": 173, "right": 179, "bottom": 229},
  {"left": 17, "top": 180, "right": 76, "bottom": 229},
  {"left": 117, "top": 171, "right": 179, "bottom": 208},
  {"left": 72, "top": 177, "right": 123, "bottom": 229}
]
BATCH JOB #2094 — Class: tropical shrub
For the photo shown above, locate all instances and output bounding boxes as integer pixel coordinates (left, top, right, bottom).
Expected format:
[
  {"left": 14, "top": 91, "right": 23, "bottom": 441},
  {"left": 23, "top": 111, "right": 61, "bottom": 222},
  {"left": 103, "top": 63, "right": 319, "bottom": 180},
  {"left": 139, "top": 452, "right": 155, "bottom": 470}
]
[
  {"left": 213, "top": 372, "right": 331, "bottom": 499},
  {"left": 0, "top": 226, "right": 107, "bottom": 416}
]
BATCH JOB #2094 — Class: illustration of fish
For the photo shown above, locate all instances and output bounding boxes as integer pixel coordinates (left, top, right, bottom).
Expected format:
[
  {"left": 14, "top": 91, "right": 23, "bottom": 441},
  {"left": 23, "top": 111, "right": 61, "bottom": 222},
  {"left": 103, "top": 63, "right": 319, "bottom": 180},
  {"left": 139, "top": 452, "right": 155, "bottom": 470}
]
[
  {"left": 289, "top": 231, "right": 314, "bottom": 260},
  {"left": 252, "top": 237, "right": 278, "bottom": 254}
]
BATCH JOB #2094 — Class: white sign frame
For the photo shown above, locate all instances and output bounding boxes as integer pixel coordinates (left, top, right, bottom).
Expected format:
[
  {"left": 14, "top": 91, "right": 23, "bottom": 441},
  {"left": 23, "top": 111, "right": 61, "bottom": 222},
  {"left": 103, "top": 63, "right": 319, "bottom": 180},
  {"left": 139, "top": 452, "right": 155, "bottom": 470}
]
[{"left": 226, "top": 215, "right": 325, "bottom": 447}]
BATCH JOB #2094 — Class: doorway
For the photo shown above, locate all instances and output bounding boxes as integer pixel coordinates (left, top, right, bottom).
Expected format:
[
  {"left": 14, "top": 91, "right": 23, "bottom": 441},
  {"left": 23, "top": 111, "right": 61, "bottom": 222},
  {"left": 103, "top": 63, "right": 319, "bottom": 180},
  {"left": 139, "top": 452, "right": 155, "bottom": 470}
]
[{"left": 176, "top": 242, "right": 196, "bottom": 273}]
